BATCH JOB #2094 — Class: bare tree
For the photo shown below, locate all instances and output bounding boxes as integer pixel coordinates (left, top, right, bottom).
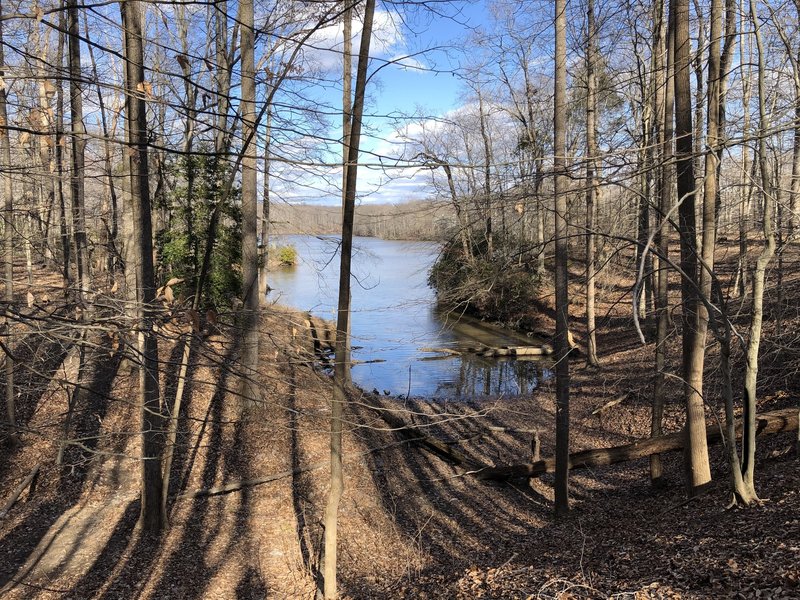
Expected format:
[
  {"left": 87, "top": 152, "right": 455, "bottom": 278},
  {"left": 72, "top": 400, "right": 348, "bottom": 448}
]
[
  {"left": 584, "top": 0, "right": 600, "bottom": 367},
  {"left": 741, "top": 0, "right": 776, "bottom": 497},
  {"left": 323, "top": 0, "right": 376, "bottom": 595},
  {"left": 239, "top": 0, "right": 259, "bottom": 406},
  {"left": 0, "top": 0, "right": 17, "bottom": 447},
  {"left": 673, "top": 0, "right": 712, "bottom": 495},
  {"left": 553, "top": 0, "right": 571, "bottom": 517},
  {"left": 120, "top": 0, "right": 165, "bottom": 533},
  {"left": 651, "top": 0, "right": 672, "bottom": 486}
]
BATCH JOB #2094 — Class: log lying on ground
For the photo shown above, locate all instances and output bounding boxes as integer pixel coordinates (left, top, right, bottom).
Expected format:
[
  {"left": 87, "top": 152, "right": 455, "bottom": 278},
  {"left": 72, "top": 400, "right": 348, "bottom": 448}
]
[
  {"left": 421, "top": 344, "right": 554, "bottom": 358},
  {"left": 0, "top": 464, "right": 40, "bottom": 519},
  {"left": 476, "top": 407, "right": 799, "bottom": 481},
  {"left": 365, "top": 398, "right": 485, "bottom": 468},
  {"left": 591, "top": 393, "right": 628, "bottom": 416}
]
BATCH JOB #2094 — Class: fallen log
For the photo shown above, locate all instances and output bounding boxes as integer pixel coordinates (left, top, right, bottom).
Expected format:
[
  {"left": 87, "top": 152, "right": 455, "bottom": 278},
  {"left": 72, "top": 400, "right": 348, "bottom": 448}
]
[
  {"left": 178, "top": 467, "right": 316, "bottom": 499},
  {"left": 591, "top": 393, "right": 628, "bottom": 416},
  {"left": 421, "top": 344, "right": 553, "bottom": 358},
  {"left": 365, "top": 399, "right": 483, "bottom": 468},
  {"left": 0, "top": 463, "right": 40, "bottom": 519},
  {"left": 476, "top": 407, "right": 798, "bottom": 481}
]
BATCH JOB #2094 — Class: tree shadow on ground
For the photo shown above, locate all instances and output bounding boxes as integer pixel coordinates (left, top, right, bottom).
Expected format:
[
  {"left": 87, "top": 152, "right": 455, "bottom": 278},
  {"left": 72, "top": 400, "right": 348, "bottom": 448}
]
[
  {"left": 341, "top": 393, "right": 548, "bottom": 594},
  {"left": 0, "top": 324, "right": 76, "bottom": 481},
  {"left": 0, "top": 342, "right": 122, "bottom": 592},
  {"left": 285, "top": 357, "right": 323, "bottom": 594}
]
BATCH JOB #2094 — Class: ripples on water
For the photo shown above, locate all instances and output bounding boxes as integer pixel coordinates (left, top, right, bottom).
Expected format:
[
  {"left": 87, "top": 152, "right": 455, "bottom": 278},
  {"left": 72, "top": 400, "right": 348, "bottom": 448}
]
[{"left": 268, "top": 235, "right": 552, "bottom": 399}]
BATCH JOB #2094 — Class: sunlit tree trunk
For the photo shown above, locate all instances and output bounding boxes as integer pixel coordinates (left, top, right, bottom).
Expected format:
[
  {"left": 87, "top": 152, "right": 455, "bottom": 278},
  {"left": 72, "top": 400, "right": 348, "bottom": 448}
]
[
  {"left": 0, "top": 1, "right": 17, "bottom": 447},
  {"left": 742, "top": 0, "right": 775, "bottom": 496},
  {"left": 673, "top": 0, "right": 712, "bottom": 495}
]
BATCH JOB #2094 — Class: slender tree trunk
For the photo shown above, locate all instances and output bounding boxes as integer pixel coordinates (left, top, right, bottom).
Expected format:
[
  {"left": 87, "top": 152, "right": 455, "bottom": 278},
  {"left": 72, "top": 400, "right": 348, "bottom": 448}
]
[
  {"left": 340, "top": 2, "right": 353, "bottom": 384},
  {"left": 67, "top": 0, "right": 90, "bottom": 304},
  {"left": 0, "top": 2, "right": 17, "bottom": 447},
  {"left": 239, "top": 0, "right": 259, "bottom": 407},
  {"left": 736, "top": 0, "right": 752, "bottom": 298},
  {"left": 478, "top": 92, "right": 493, "bottom": 258},
  {"left": 584, "top": 0, "right": 599, "bottom": 367},
  {"left": 323, "top": 1, "right": 375, "bottom": 595},
  {"left": 553, "top": 0, "right": 571, "bottom": 517},
  {"left": 83, "top": 13, "right": 119, "bottom": 276},
  {"left": 259, "top": 108, "right": 272, "bottom": 302},
  {"left": 742, "top": 0, "right": 775, "bottom": 495},
  {"left": 673, "top": 0, "right": 712, "bottom": 495},
  {"left": 54, "top": 11, "right": 71, "bottom": 293},
  {"left": 789, "top": 1, "right": 800, "bottom": 242},
  {"left": 651, "top": 0, "right": 673, "bottom": 485},
  {"left": 121, "top": 0, "right": 165, "bottom": 534}
]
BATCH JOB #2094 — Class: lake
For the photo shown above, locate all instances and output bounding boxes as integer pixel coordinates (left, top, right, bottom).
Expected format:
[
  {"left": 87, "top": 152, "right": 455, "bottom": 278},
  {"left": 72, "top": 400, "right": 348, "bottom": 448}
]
[{"left": 268, "top": 235, "right": 550, "bottom": 398}]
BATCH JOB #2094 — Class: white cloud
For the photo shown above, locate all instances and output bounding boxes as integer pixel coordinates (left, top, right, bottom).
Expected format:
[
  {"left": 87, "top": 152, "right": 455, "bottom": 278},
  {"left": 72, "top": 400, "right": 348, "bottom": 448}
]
[{"left": 302, "top": 9, "right": 406, "bottom": 73}]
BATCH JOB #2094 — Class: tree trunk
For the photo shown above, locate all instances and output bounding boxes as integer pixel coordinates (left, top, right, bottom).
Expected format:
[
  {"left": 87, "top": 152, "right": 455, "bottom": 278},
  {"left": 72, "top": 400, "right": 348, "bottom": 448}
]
[
  {"left": 584, "top": 0, "right": 600, "bottom": 367},
  {"left": 553, "top": 0, "right": 571, "bottom": 517},
  {"left": 0, "top": 2, "right": 17, "bottom": 447},
  {"left": 651, "top": 0, "right": 673, "bottom": 486},
  {"left": 742, "top": 0, "right": 776, "bottom": 496},
  {"left": 340, "top": 2, "right": 353, "bottom": 384},
  {"left": 323, "top": 1, "right": 375, "bottom": 596},
  {"left": 673, "top": 0, "right": 712, "bottom": 495},
  {"left": 239, "top": 0, "right": 259, "bottom": 407},
  {"left": 259, "top": 108, "right": 272, "bottom": 303},
  {"left": 120, "top": 0, "right": 165, "bottom": 534},
  {"left": 67, "top": 0, "right": 90, "bottom": 304},
  {"left": 478, "top": 92, "right": 493, "bottom": 258},
  {"left": 54, "top": 10, "right": 71, "bottom": 294},
  {"left": 83, "top": 14, "right": 120, "bottom": 276}
]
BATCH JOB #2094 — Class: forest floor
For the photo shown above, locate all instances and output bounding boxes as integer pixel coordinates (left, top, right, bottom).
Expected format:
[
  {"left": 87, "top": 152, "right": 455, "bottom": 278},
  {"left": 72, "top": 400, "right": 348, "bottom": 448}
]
[{"left": 1, "top": 239, "right": 799, "bottom": 599}]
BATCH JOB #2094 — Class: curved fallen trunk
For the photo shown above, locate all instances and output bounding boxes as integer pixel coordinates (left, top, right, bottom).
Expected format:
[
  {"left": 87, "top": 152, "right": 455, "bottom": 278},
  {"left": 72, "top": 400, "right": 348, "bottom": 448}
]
[{"left": 476, "top": 407, "right": 798, "bottom": 481}]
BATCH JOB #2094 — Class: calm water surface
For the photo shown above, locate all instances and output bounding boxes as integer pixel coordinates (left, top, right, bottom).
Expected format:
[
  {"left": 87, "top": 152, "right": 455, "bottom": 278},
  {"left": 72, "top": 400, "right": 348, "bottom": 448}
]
[{"left": 268, "top": 235, "right": 550, "bottom": 398}]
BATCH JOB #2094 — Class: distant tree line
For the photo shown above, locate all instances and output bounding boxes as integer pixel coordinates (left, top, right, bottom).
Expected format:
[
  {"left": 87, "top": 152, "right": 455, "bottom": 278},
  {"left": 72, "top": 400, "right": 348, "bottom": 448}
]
[{"left": 269, "top": 200, "right": 455, "bottom": 241}]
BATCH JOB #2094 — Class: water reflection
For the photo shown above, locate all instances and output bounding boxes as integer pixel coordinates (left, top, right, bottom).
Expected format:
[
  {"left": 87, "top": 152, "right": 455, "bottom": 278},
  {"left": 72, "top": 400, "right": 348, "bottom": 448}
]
[{"left": 268, "top": 235, "right": 551, "bottom": 399}]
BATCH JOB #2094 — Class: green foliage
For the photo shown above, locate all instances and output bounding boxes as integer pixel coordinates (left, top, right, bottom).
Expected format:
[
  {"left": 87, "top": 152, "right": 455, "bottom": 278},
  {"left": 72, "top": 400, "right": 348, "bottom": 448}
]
[
  {"left": 429, "top": 236, "right": 541, "bottom": 326},
  {"left": 276, "top": 244, "right": 298, "bottom": 266},
  {"left": 155, "top": 150, "right": 242, "bottom": 309}
]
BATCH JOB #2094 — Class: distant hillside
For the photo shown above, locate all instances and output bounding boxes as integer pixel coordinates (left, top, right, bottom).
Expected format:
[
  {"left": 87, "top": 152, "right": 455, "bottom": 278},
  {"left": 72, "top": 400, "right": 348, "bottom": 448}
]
[{"left": 269, "top": 200, "right": 456, "bottom": 241}]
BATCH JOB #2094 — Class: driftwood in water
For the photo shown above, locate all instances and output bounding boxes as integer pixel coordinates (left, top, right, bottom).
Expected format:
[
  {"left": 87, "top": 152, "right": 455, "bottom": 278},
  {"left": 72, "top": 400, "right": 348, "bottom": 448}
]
[
  {"left": 421, "top": 344, "right": 553, "bottom": 358},
  {"left": 476, "top": 407, "right": 799, "bottom": 481},
  {"left": 303, "top": 313, "right": 334, "bottom": 354},
  {"left": 0, "top": 464, "right": 40, "bottom": 518}
]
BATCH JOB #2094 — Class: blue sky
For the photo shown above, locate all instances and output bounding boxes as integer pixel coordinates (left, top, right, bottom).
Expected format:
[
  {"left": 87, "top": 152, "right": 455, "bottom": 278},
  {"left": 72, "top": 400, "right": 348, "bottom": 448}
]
[{"left": 276, "top": 0, "right": 492, "bottom": 206}]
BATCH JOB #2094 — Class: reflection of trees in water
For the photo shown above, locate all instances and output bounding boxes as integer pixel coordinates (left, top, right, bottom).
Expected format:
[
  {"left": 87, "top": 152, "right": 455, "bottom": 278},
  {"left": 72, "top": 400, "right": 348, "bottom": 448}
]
[{"left": 444, "top": 356, "right": 545, "bottom": 398}]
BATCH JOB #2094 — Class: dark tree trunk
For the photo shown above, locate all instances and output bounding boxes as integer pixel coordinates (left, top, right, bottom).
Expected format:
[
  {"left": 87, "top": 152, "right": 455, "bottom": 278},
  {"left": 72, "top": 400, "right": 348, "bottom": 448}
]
[
  {"left": 120, "top": 0, "right": 165, "bottom": 534},
  {"left": 323, "top": 0, "right": 376, "bottom": 595},
  {"left": 553, "top": 0, "right": 571, "bottom": 517}
]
